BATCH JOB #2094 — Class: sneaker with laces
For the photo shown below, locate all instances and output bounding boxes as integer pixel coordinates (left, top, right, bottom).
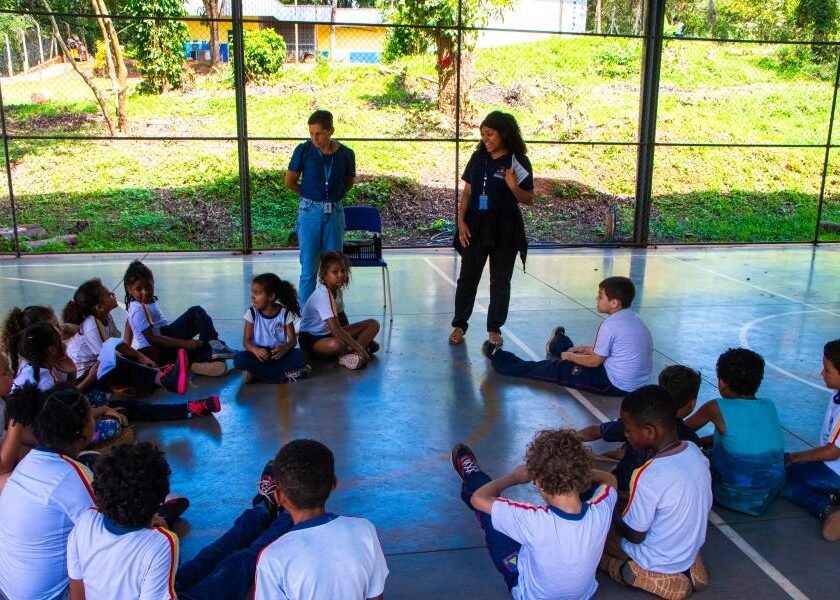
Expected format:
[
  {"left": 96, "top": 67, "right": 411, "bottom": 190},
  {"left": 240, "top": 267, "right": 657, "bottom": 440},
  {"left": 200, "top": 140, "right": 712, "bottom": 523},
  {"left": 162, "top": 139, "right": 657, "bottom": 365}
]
[
  {"left": 481, "top": 340, "right": 499, "bottom": 359},
  {"left": 154, "top": 494, "right": 190, "bottom": 530},
  {"left": 160, "top": 349, "right": 189, "bottom": 394},
  {"left": 625, "top": 561, "right": 693, "bottom": 600},
  {"left": 187, "top": 394, "right": 221, "bottom": 417},
  {"left": 545, "top": 326, "right": 566, "bottom": 359},
  {"left": 450, "top": 443, "right": 482, "bottom": 482},
  {"left": 283, "top": 364, "right": 312, "bottom": 383},
  {"left": 191, "top": 360, "right": 228, "bottom": 377},
  {"left": 829, "top": 490, "right": 840, "bottom": 505},
  {"left": 338, "top": 353, "right": 365, "bottom": 370},
  {"left": 253, "top": 459, "right": 277, "bottom": 511},
  {"left": 209, "top": 339, "right": 236, "bottom": 360},
  {"left": 367, "top": 340, "right": 380, "bottom": 354}
]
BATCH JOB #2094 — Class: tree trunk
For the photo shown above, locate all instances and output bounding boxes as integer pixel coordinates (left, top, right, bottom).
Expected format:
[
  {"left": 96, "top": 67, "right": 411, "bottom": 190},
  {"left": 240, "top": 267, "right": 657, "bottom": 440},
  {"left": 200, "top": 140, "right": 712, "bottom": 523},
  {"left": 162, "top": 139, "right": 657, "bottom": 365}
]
[
  {"left": 706, "top": 0, "right": 716, "bottom": 35},
  {"left": 94, "top": 0, "right": 128, "bottom": 132},
  {"left": 202, "top": 0, "right": 221, "bottom": 67},
  {"left": 595, "top": 0, "right": 602, "bottom": 34},
  {"left": 329, "top": 0, "right": 337, "bottom": 62},
  {"left": 633, "top": 0, "right": 643, "bottom": 35},
  {"left": 42, "top": 0, "right": 115, "bottom": 135},
  {"left": 434, "top": 33, "right": 471, "bottom": 125},
  {"left": 92, "top": 6, "right": 118, "bottom": 118}
]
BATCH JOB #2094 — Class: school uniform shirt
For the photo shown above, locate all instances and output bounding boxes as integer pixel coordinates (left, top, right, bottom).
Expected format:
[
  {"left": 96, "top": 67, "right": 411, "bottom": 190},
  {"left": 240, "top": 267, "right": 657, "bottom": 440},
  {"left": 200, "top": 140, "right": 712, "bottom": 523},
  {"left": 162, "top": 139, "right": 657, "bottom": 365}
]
[
  {"left": 288, "top": 140, "right": 356, "bottom": 203},
  {"left": 299, "top": 284, "right": 344, "bottom": 337},
  {"left": 66, "top": 314, "right": 121, "bottom": 377},
  {"left": 67, "top": 509, "right": 178, "bottom": 600},
  {"left": 593, "top": 309, "right": 653, "bottom": 393},
  {"left": 490, "top": 484, "right": 617, "bottom": 600},
  {"left": 254, "top": 514, "right": 388, "bottom": 600},
  {"left": 244, "top": 306, "right": 295, "bottom": 347},
  {"left": 127, "top": 301, "right": 168, "bottom": 350},
  {"left": 621, "top": 442, "right": 712, "bottom": 574},
  {"left": 820, "top": 392, "right": 840, "bottom": 476},
  {"left": 0, "top": 449, "right": 95, "bottom": 600},
  {"left": 12, "top": 361, "right": 68, "bottom": 393}
]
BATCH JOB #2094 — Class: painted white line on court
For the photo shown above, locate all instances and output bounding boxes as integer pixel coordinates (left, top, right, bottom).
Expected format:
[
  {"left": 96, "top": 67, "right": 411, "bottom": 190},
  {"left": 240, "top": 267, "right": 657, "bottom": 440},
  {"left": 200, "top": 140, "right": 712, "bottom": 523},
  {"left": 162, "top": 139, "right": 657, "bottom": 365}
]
[
  {"left": 1, "top": 277, "right": 127, "bottom": 310},
  {"left": 665, "top": 256, "right": 840, "bottom": 319},
  {"left": 0, "top": 255, "right": 300, "bottom": 269},
  {"left": 424, "top": 255, "right": 811, "bottom": 600},
  {"left": 739, "top": 310, "right": 830, "bottom": 393}
]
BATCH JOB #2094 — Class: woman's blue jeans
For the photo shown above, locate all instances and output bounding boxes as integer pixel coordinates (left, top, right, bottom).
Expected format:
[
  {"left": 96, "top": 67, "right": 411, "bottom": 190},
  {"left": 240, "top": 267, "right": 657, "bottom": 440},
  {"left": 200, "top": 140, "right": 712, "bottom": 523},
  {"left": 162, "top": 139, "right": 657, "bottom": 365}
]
[{"left": 297, "top": 198, "right": 345, "bottom": 304}]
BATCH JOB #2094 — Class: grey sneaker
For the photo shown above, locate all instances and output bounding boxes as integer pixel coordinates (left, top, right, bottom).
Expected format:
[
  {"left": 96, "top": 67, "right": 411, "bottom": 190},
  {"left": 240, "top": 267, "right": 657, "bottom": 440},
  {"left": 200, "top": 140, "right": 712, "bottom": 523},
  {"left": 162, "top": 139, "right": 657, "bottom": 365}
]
[
  {"left": 284, "top": 364, "right": 312, "bottom": 383},
  {"left": 338, "top": 353, "right": 365, "bottom": 370},
  {"left": 208, "top": 340, "right": 236, "bottom": 360}
]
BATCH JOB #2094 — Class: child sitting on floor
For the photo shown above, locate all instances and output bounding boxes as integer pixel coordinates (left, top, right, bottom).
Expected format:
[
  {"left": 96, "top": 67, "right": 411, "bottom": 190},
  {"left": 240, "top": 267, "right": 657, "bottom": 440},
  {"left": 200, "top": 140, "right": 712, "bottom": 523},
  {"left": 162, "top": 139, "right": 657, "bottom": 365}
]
[
  {"left": 451, "top": 430, "right": 617, "bottom": 599},
  {"left": 600, "top": 385, "right": 712, "bottom": 600},
  {"left": 123, "top": 260, "right": 235, "bottom": 377},
  {"left": 234, "top": 272, "right": 311, "bottom": 384},
  {"left": 68, "top": 442, "right": 181, "bottom": 599},
  {"left": 578, "top": 365, "right": 701, "bottom": 493},
  {"left": 0, "top": 385, "right": 97, "bottom": 600},
  {"left": 685, "top": 348, "right": 785, "bottom": 516},
  {"left": 0, "top": 351, "right": 13, "bottom": 492},
  {"left": 255, "top": 439, "right": 389, "bottom": 599},
  {"left": 781, "top": 338, "right": 840, "bottom": 541},
  {"left": 483, "top": 276, "right": 652, "bottom": 396},
  {"left": 298, "top": 252, "right": 380, "bottom": 371}
]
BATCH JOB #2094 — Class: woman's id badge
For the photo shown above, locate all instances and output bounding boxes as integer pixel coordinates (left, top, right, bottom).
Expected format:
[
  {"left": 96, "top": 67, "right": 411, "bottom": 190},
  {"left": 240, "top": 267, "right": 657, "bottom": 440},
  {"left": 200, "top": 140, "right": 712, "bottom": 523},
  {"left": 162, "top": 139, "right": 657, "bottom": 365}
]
[
  {"left": 478, "top": 194, "right": 489, "bottom": 211},
  {"left": 323, "top": 202, "right": 333, "bottom": 214}
]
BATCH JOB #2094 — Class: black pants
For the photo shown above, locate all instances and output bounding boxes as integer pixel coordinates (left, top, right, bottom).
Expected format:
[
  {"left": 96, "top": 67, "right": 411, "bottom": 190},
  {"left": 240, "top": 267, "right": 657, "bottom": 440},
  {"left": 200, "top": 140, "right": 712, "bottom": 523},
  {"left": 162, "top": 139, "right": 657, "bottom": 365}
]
[
  {"left": 452, "top": 241, "right": 517, "bottom": 333},
  {"left": 143, "top": 305, "right": 217, "bottom": 364}
]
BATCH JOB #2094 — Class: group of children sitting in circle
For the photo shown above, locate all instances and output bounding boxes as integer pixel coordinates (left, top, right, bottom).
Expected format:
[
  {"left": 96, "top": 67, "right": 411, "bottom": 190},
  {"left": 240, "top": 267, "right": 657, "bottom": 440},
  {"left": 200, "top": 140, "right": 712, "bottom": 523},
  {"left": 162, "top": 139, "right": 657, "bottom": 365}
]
[{"left": 0, "top": 256, "right": 838, "bottom": 599}]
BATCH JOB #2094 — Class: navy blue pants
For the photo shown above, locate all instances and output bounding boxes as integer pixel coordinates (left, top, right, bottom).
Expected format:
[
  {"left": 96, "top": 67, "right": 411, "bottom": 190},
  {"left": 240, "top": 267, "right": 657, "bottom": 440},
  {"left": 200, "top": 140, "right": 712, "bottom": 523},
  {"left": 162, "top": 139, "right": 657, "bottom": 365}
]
[
  {"left": 233, "top": 349, "right": 307, "bottom": 384},
  {"left": 459, "top": 469, "right": 521, "bottom": 592},
  {"left": 781, "top": 460, "right": 840, "bottom": 518},
  {"left": 176, "top": 504, "right": 293, "bottom": 600},
  {"left": 159, "top": 305, "right": 218, "bottom": 363},
  {"left": 490, "top": 329, "right": 626, "bottom": 396}
]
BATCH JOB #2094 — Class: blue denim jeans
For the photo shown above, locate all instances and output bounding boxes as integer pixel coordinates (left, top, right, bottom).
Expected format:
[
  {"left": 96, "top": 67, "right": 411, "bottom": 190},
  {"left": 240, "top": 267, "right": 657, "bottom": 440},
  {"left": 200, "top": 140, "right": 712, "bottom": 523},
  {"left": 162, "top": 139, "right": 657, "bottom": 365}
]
[
  {"left": 490, "top": 330, "right": 626, "bottom": 396},
  {"left": 233, "top": 349, "right": 308, "bottom": 383},
  {"left": 781, "top": 460, "right": 840, "bottom": 518},
  {"left": 297, "top": 198, "right": 345, "bottom": 304},
  {"left": 459, "top": 469, "right": 521, "bottom": 592},
  {"left": 176, "top": 504, "right": 293, "bottom": 600}
]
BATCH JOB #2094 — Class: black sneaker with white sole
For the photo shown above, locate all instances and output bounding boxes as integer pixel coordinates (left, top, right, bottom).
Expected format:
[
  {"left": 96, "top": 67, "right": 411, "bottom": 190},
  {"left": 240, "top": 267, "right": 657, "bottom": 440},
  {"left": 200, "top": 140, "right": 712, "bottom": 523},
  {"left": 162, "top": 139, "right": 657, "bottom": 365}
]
[{"left": 451, "top": 443, "right": 483, "bottom": 482}]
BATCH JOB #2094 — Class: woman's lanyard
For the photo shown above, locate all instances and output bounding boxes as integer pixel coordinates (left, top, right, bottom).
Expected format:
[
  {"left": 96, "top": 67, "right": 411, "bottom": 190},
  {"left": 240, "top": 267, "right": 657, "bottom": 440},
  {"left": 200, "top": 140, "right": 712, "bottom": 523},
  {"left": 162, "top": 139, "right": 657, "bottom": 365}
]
[
  {"left": 479, "top": 157, "right": 493, "bottom": 211},
  {"left": 318, "top": 146, "right": 335, "bottom": 204}
]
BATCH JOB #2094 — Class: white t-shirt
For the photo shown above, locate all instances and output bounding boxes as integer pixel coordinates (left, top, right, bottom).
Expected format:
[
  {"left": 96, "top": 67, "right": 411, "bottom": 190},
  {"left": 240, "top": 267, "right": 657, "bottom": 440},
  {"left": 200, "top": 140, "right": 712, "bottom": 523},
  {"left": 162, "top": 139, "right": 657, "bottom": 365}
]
[
  {"left": 66, "top": 314, "right": 121, "bottom": 377},
  {"left": 0, "top": 449, "right": 95, "bottom": 600},
  {"left": 244, "top": 306, "right": 295, "bottom": 347},
  {"left": 299, "top": 285, "right": 344, "bottom": 337},
  {"left": 127, "top": 301, "right": 169, "bottom": 350},
  {"left": 820, "top": 393, "right": 840, "bottom": 476},
  {"left": 491, "top": 484, "right": 617, "bottom": 600},
  {"left": 255, "top": 514, "right": 388, "bottom": 600},
  {"left": 593, "top": 309, "right": 653, "bottom": 392},
  {"left": 67, "top": 509, "right": 178, "bottom": 600},
  {"left": 621, "top": 442, "right": 712, "bottom": 574},
  {"left": 12, "top": 362, "right": 68, "bottom": 393}
]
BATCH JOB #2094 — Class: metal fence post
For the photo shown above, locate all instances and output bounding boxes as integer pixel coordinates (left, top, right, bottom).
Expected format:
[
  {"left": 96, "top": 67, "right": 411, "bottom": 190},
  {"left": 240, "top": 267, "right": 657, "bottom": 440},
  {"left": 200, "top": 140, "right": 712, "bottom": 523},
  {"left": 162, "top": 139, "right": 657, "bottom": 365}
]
[
  {"left": 0, "top": 81, "right": 21, "bottom": 257},
  {"left": 633, "top": 0, "right": 666, "bottom": 246},
  {"left": 231, "top": 0, "right": 252, "bottom": 254},
  {"left": 454, "top": 0, "right": 462, "bottom": 228},
  {"left": 814, "top": 47, "right": 840, "bottom": 244}
]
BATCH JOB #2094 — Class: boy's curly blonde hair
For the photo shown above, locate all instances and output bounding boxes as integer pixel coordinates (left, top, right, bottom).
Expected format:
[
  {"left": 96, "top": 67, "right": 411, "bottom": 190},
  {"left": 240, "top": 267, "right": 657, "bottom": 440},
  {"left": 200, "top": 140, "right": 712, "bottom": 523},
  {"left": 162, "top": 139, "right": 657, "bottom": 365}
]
[{"left": 525, "top": 429, "right": 593, "bottom": 496}]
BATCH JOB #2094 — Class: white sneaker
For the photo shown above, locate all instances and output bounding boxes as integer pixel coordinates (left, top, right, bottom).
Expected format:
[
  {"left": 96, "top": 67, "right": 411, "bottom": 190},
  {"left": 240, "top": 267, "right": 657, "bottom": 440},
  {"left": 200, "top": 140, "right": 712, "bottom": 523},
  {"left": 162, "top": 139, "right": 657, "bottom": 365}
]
[{"left": 338, "top": 353, "right": 365, "bottom": 370}]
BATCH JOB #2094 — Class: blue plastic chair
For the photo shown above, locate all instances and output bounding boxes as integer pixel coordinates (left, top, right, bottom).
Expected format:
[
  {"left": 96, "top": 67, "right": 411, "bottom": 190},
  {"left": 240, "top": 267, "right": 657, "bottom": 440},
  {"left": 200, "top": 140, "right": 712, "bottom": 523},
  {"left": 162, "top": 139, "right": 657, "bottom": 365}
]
[{"left": 343, "top": 206, "right": 393, "bottom": 321}]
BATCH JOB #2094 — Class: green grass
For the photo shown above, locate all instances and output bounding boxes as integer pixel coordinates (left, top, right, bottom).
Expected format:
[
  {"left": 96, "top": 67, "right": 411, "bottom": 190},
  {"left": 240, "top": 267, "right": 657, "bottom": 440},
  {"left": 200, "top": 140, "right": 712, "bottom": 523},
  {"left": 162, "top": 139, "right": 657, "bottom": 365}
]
[{"left": 1, "top": 36, "right": 838, "bottom": 250}]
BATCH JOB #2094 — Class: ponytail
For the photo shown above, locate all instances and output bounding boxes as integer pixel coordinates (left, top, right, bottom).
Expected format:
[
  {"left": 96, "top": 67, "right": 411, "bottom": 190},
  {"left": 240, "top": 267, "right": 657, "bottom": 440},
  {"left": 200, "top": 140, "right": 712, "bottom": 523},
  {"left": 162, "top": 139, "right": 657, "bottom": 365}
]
[
  {"left": 2, "top": 305, "right": 56, "bottom": 372},
  {"left": 19, "top": 322, "right": 62, "bottom": 371},
  {"left": 252, "top": 273, "right": 302, "bottom": 317},
  {"left": 5, "top": 382, "right": 43, "bottom": 427},
  {"left": 63, "top": 279, "right": 105, "bottom": 325}
]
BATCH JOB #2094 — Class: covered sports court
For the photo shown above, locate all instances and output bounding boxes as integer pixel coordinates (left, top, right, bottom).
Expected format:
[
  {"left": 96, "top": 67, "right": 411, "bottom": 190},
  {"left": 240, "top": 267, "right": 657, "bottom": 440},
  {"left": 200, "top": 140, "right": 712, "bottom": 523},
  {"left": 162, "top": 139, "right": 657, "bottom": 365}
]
[{"left": 1, "top": 245, "right": 837, "bottom": 599}]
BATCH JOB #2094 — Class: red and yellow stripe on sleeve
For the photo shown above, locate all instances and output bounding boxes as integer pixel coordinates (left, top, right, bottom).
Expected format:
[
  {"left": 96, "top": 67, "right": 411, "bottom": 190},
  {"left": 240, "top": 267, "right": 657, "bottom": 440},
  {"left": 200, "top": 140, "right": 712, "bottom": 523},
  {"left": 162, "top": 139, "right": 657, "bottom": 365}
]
[
  {"left": 60, "top": 455, "right": 95, "bottom": 503},
  {"left": 154, "top": 527, "right": 180, "bottom": 599},
  {"left": 829, "top": 415, "right": 840, "bottom": 445},
  {"left": 622, "top": 459, "right": 653, "bottom": 517}
]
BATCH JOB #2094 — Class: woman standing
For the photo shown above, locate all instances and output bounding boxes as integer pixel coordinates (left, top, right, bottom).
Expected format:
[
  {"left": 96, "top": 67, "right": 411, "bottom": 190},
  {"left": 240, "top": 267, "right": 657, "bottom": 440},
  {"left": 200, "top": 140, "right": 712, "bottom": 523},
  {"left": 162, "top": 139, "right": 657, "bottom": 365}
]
[
  {"left": 285, "top": 110, "right": 356, "bottom": 304},
  {"left": 450, "top": 111, "right": 534, "bottom": 348}
]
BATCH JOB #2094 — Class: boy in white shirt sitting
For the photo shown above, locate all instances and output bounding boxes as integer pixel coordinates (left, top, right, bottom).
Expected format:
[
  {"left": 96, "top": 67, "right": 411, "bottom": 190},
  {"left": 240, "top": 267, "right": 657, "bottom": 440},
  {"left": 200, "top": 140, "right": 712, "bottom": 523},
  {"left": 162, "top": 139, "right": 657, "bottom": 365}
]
[
  {"left": 255, "top": 439, "right": 389, "bottom": 600},
  {"left": 68, "top": 442, "right": 180, "bottom": 600},
  {"left": 600, "top": 385, "right": 712, "bottom": 600},
  {"left": 483, "top": 276, "right": 652, "bottom": 396},
  {"left": 451, "top": 429, "right": 618, "bottom": 600}
]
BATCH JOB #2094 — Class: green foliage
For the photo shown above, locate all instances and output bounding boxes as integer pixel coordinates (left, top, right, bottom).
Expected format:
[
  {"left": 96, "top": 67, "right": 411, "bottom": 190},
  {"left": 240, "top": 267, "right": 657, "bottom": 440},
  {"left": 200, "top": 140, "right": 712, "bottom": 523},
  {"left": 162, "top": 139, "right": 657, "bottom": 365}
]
[
  {"left": 594, "top": 41, "right": 641, "bottom": 78},
  {"left": 239, "top": 29, "right": 287, "bottom": 83},
  {"left": 345, "top": 178, "right": 393, "bottom": 212},
  {"left": 121, "top": 0, "right": 189, "bottom": 93},
  {"left": 757, "top": 45, "right": 835, "bottom": 80}
]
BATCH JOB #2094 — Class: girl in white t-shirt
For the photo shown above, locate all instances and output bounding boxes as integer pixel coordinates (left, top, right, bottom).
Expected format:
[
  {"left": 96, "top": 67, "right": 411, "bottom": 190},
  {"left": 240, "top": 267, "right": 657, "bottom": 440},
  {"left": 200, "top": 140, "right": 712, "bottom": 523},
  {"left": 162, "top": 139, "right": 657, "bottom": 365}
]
[
  {"left": 233, "top": 273, "right": 310, "bottom": 384},
  {"left": 298, "top": 252, "right": 380, "bottom": 370}
]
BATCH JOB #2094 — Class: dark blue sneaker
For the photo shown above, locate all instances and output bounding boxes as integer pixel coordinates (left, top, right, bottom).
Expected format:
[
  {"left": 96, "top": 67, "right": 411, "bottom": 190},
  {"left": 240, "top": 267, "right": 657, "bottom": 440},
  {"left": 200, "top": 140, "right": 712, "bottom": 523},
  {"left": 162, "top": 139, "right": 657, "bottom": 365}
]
[
  {"left": 451, "top": 443, "right": 482, "bottom": 483},
  {"left": 481, "top": 340, "right": 499, "bottom": 359},
  {"left": 545, "top": 326, "right": 566, "bottom": 359}
]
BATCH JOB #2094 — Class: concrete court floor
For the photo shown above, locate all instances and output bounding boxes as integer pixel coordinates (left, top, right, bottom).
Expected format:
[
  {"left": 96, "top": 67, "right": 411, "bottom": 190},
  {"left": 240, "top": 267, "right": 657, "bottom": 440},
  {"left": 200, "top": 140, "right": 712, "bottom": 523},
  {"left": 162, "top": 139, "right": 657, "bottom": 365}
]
[{"left": 1, "top": 245, "right": 839, "bottom": 599}]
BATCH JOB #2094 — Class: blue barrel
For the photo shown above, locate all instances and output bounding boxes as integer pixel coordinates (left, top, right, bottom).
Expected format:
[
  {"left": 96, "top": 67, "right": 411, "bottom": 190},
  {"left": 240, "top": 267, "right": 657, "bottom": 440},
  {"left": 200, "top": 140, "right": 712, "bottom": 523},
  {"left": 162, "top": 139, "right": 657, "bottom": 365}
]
[{"left": 219, "top": 43, "right": 229, "bottom": 63}]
